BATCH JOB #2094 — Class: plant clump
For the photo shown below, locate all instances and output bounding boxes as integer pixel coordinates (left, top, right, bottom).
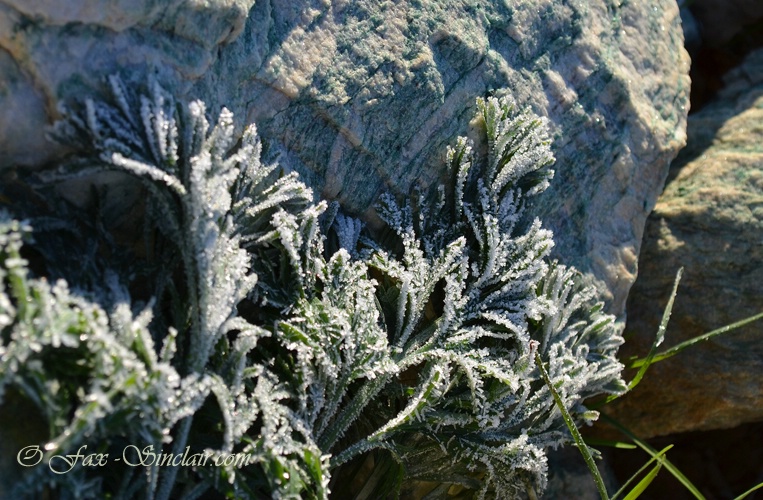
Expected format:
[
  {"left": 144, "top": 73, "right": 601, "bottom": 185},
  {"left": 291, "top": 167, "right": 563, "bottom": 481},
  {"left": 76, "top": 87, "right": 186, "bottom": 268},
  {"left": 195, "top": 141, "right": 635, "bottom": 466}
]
[{"left": 0, "top": 78, "right": 626, "bottom": 499}]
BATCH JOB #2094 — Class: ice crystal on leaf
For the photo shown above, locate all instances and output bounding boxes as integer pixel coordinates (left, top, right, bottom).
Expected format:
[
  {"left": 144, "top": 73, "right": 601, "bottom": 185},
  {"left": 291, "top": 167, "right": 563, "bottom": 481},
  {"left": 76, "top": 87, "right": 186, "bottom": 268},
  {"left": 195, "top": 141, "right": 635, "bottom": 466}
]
[{"left": 0, "top": 83, "right": 625, "bottom": 499}]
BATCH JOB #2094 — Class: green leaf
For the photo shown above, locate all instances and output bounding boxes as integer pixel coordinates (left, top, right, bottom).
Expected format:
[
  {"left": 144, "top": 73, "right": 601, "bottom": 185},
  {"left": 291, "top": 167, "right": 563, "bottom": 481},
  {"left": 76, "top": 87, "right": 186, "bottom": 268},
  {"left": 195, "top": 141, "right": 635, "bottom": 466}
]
[
  {"left": 600, "top": 413, "right": 705, "bottom": 500},
  {"left": 622, "top": 461, "right": 662, "bottom": 500},
  {"left": 629, "top": 310, "right": 763, "bottom": 369},
  {"left": 596, "top": 268, "right": 683, "bottom": 409},
  {"left": 612, "top": 444, "right": 672, "bottom": 500},
  {"left": 535, "top": 349, "right": 609, "bottom": 500},
  {"left": 734, "top": 480, "right": 763, "bottom": 500},
  {"left": 584, "top": 438, "right": 637, "bottom": 450},
  {"left": 627, "top": 267, "right": 683, "bottom": 392}
]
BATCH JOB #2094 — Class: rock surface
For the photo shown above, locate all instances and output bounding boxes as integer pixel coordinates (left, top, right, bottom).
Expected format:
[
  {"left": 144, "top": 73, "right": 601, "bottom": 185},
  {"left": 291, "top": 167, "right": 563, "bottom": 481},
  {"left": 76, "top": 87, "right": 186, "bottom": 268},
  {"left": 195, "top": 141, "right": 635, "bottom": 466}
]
[
  {"left": 0, "top": 0, "right": 690, "bottom": 315},
  {"left": 608, "top": 48, "right": 763, "bottom": 438}
]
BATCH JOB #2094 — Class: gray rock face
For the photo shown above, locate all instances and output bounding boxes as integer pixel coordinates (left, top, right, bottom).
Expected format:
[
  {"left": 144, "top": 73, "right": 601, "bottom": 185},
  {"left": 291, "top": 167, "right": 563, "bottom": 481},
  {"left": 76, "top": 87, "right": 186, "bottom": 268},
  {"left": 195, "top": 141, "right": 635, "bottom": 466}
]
[
  {"left": 610, "top": 48, "right": 763, "bottom": 438},
  {"left": 0, "top": 0, "right": 689, "bottom": 316}
]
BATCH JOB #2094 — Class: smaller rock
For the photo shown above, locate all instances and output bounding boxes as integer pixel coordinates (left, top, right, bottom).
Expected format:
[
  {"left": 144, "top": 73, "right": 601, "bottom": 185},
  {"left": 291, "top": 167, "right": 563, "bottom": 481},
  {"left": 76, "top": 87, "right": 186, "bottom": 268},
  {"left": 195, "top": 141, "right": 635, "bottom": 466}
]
[{"left": 605, "top": 47, "right": 763, "bottom": 438}]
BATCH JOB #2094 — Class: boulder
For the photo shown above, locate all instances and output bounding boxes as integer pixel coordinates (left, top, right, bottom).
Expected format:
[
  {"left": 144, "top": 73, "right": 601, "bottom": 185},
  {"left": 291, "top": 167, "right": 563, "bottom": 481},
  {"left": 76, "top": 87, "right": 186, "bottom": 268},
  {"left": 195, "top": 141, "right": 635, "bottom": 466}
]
[
  {"left": 0, "top": 0, "right": 689, "bottom": 315},
  {"left": 609, "top": 48, "right": 763, "bottom": 438}
]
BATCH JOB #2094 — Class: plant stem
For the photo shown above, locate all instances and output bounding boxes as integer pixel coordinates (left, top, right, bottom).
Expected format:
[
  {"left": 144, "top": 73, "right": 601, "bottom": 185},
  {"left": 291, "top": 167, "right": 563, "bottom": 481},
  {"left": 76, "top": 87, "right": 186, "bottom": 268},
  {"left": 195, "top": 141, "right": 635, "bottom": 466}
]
[
  {"left": 535, "top": 350, "right": 609, "bottom": 500},
  {"left": 155, "top": 416, "right": 194, "bottom": 500}
]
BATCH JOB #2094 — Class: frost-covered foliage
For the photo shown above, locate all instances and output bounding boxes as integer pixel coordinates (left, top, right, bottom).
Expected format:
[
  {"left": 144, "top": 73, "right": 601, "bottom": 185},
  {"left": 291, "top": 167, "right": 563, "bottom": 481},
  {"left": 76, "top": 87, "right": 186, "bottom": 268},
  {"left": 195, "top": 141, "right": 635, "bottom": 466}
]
[{"left": 0, "top": 80, "right": 625, "bottom": 499}]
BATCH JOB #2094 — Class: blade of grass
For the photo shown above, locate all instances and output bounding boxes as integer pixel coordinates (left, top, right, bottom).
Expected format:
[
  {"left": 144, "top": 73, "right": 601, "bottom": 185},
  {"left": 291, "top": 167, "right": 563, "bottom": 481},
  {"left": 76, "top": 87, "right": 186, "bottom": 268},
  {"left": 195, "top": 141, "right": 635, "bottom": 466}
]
[
  {"left": 621, "top": 461, "right": 663, "bottom": 500},
  {"left": 611, "top": 445, "right": 672, "bottom": 500},
  {"left": 596, "top": 268, "right": 683, "bottom": 408},
  {"left": 584, "top": 438, "right": 638, "bottom": 450},
  {"left": 534, "top": 348, "right": 609, "bottom": 500},
  {"left": 734, "top": 481, "right": 763, "bottom": 500},
  {"left": 600, "top": 413, "right": 705, "bottom": 500},
  {"left": 629, "top": 311, "right": 763, "bottom": 368},
  {"left": 626, "top": 267, "right": 682, "bottom": 392}
]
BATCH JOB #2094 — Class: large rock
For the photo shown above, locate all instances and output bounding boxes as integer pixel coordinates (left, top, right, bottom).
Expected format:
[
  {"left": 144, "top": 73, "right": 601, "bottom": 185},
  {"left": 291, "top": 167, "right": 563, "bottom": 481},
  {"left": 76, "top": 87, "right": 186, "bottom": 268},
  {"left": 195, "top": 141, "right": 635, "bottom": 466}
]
[
  {"left": 0, "top": 0, "right": 689, "bottom": 315},
  {"left": 609, "top": 48, "right": 763, "bottom": 438}
]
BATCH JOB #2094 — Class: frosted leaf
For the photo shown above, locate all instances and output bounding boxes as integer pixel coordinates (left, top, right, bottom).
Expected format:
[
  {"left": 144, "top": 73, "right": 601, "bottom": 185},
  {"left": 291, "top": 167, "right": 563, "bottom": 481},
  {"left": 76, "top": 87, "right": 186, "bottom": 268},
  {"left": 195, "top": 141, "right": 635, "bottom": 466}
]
[{"left": 333, "top": 213, "right": 362, "bottom": 257}]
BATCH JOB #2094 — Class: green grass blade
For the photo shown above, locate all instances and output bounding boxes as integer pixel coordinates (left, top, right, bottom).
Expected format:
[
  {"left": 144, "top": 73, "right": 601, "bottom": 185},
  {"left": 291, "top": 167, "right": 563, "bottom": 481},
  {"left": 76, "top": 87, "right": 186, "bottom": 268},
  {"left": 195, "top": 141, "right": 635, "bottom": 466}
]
[
  {"left": 595, "top": 268, "right": 683, "bottom": 408},
  {"left": 622, "top": 462, "right": 663, "bottom": 500},
  {"left": 626, "top": 267, "right": 683, "bottom": 392},
  {"left": 600, "top": 413, "right": 705, "bottom": 500},
  {"left": 535, "top": 350, "right": 609, "bottom": 500},
  {"left": 611, "top": 445, "right": 672, "bottom": 500},
  {"left": 629, "top": 311, "right": 763, "bottom": 369},
  {"left": 584, "top": 438, "right": 638, "bottom": 450},
  {"left": 734, "top": 481, "right": 763, "bottom": 500}
]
